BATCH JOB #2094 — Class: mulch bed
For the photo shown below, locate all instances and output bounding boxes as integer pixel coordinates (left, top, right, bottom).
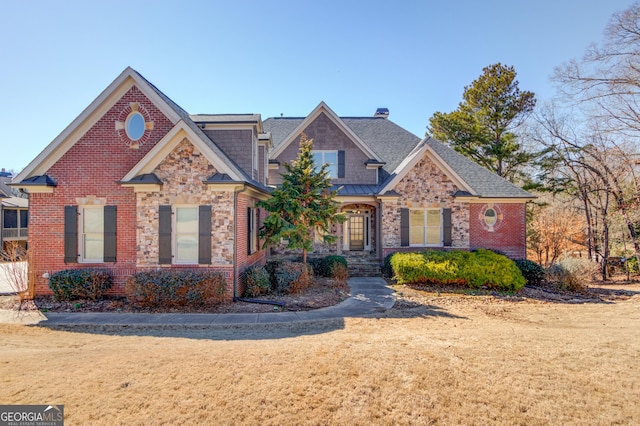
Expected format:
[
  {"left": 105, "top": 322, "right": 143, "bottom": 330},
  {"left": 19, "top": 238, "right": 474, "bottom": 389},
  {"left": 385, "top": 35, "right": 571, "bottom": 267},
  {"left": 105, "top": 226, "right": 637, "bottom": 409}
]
[{"left": 30, "top": 277, "right": 350, "bottom": 314}]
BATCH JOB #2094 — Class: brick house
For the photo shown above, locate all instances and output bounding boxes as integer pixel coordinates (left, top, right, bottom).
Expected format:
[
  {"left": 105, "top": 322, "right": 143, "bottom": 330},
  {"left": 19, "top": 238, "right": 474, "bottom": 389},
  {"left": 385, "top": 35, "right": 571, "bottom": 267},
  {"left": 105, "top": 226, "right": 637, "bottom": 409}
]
[
  {"left": 264, "top": 102, "right": 534, "bottom": 261},
  {"left": 12, "top": 68, "right": 533, "bottom": 298}
]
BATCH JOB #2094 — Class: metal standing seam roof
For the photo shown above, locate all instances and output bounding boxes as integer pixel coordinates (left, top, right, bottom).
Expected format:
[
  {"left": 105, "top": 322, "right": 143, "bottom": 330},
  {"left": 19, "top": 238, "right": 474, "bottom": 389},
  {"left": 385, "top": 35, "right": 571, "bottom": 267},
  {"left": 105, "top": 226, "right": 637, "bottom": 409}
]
[{"left": 331, "top": 184, "right": 380, "bottom": 196}]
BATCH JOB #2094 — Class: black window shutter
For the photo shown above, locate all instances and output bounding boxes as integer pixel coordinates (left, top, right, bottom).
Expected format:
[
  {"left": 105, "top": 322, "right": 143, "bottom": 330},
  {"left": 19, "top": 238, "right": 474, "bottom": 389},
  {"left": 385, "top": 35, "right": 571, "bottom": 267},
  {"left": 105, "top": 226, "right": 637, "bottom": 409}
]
[
  {"left": 103, "top": 206, "right": 117, "bottom": 262},
  {"left": 159, "top": 205, "right": 172, "bottom": 265},
  {"left": 443, "top": 208, "right": 452, "bottom": 247},
  {"left": 64, "top": 206, "right": 78, "bottom": 263},
  {"left": 400, "top": 208, "right": 409, "bottom": 247},
  {"left": 247, "top": 207, "right": 252, "bottom": 255},
  {"left": 338, "top": 150, "right": 345, "bottom": 178},
  {"left": 255, "top": 208, "right": 260, "bottom": 252},
  {"left": 199, "top": 205, "right": 212, "bottom": 265}
]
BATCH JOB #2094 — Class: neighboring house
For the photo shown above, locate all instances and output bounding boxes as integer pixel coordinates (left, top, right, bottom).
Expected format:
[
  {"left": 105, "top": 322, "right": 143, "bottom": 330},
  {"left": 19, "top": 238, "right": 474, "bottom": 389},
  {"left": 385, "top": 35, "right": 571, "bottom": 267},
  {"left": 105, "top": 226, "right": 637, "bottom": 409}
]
[
  {"left": 0, "top": 170, "right": 29, "bottom": 253},
  {"left": 12, "top": 67, "right": 534, "bottom": 299}
]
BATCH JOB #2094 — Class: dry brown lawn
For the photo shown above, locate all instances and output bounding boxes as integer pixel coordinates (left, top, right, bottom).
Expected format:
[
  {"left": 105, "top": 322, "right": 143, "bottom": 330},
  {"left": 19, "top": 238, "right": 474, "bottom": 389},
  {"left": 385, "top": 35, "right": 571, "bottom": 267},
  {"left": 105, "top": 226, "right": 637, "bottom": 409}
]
[{"left": 1, "top": 283, "right": 639, "bottom": 425}]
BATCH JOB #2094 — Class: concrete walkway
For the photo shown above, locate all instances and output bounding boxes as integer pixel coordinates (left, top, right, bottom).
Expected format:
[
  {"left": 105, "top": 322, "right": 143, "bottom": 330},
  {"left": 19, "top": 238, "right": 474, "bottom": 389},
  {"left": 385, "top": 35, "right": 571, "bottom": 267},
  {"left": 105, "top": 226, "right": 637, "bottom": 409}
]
[{"left": 0, "top": 277, "right": 395, "bottom": 326}]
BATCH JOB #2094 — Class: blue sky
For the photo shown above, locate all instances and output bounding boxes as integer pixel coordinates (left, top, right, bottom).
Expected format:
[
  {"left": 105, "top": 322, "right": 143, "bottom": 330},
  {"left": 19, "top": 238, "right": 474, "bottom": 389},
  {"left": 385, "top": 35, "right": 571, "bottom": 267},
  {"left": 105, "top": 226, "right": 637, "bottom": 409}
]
[{"left": 0, "top": 0, "right": 634, "bottom": 173}]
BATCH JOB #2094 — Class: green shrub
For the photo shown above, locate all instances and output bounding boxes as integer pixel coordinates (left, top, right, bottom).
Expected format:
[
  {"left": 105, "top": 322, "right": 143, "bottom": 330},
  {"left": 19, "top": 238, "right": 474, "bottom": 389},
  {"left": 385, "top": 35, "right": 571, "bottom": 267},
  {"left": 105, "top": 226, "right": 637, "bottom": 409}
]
[
  {"left": 242, "top": 266, "right": 271, "bottom": 297},
  {"left": 321, "top": 255, "right": 347, "bottom": 277},
  {"left": 627, "top": 256, "right": 639, "bottom": 273},
  {"left": 49, "top": 269, "right": 112, "bottom": 301},
  {"left": 382, "top": 252, "right": 395, "bottom": 278},
  {"left": 304, "top": 255, "right": 348, "bottom": 277},
  {"left": 390, "top": 251, "right": 465, "bottom": 285},
  {"left": 274, "top": 261, "right": 312, "bottom": 294},
  {"left": 513, "top": 259, "right": 546, "bottom": 286},
  {"left": 459, "top": 249, "right": 525, "bottom": 291},
  {"left": 389, "top": 249, "right": 525, "bottom": 291},
  {"left": 306, "top": 257, "right": 324, "bottom": 276},
  {"left": 125, "top": 269, "right": 226, "bottom": 308},
  {"left": 265, "top": 259, "right": 283, "bottom": 289}
]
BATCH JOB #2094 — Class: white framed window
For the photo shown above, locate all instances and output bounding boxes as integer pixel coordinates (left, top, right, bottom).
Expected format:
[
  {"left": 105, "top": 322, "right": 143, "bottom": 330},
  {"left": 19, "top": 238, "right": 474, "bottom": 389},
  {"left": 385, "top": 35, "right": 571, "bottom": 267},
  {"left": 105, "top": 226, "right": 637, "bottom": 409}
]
[
  {"left": 173, "top": 206, "right": 199, "bottom": 264},
  {"left": 409, "top": 208, "right": 442, "bottom": 246},
  {"left": 311, "top": 150, "right": 338, "bottom": 178},
  {"left": 79, "top": 206, "right": 104, "bottom": 263},
  {"left": 125, "top": 111, "right": 146, "bottom": 141}
]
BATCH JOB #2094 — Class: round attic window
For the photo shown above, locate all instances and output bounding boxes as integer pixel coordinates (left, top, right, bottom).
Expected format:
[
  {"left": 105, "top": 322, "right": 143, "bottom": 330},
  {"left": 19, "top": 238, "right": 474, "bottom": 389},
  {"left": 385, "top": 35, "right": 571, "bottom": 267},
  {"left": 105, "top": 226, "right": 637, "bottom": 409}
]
[
  {"left": 484, "top": 208, "right": 498, "bottom": 227},
  {"left": 125, "top": 111, "right": 146, "bottom": 141}
]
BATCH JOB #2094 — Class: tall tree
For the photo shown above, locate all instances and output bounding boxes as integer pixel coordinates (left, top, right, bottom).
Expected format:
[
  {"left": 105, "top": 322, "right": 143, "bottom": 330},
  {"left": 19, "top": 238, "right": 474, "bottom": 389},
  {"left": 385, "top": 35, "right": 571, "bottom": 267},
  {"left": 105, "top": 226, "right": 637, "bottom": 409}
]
[
  {"left": 555, "top": 2, "right": 640, "bottom": 137},
  {"left": 551, "top": 2, "right": 640, "bottom": 275},
  {"left": 258, "top": 134, "right": 345, "bottom": 264},
  {"left": 428, "top": 63, "right": 537, "bottom": 182}
]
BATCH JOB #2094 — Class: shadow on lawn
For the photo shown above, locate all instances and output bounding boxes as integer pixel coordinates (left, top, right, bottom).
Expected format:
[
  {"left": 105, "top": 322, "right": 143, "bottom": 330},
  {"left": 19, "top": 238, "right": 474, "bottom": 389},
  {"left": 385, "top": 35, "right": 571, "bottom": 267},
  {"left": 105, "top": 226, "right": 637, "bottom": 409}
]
[
  {"left": 372, "top": 299, "right": 469, "bottom": 320},
  {"left": 34, "top": 317, "right": 348, "bottom": 341}
]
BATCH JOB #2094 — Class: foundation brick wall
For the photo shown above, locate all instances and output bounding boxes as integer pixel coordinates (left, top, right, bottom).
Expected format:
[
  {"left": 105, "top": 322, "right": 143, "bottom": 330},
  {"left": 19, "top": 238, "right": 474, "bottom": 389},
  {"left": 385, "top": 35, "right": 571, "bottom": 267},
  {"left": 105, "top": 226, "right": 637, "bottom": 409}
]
[
  {"left": 30, "top": 86, "right": 174, "bottom": 296},
  {"left": 235, "top": 193, "right": 267, "bottom": 297}
]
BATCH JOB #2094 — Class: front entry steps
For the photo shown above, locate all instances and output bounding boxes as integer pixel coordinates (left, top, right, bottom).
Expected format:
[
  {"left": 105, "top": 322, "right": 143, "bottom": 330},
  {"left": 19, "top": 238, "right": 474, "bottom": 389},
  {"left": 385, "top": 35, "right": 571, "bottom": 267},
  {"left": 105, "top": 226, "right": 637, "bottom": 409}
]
[{"left": 344, "top": 253, "right": 381, "bottom": 277}]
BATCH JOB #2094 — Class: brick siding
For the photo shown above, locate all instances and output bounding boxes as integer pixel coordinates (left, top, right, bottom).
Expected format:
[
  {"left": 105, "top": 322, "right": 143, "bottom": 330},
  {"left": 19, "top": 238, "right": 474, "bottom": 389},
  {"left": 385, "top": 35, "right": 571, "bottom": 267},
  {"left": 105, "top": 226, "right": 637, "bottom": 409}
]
[{"left": 29, "top": 86, "right": 173, "bottom": 296}]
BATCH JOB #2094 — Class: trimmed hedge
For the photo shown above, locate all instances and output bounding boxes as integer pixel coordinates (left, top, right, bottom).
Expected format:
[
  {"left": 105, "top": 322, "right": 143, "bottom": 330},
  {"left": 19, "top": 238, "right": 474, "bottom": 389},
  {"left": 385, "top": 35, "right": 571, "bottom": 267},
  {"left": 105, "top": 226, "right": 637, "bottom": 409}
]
[
  {"left": 125, "top": 269, "right": 226, "bottom": 308},
  {"left": 242, "top": 266, "right": 271, "bottom": 297},
  {"left": 389, "top": 249, "right": 525, "bottom": 291},
  {"left": 49, "top": 269, "right": 112, "bottom": 301}
]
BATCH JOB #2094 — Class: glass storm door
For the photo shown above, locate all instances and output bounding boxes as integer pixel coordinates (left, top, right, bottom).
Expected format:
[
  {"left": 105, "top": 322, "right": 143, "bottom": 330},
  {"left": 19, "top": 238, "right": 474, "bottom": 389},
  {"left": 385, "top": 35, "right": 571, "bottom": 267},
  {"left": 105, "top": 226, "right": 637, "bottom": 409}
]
[{"left": 349, "top": 215, "right": 365, "bottom": 251}]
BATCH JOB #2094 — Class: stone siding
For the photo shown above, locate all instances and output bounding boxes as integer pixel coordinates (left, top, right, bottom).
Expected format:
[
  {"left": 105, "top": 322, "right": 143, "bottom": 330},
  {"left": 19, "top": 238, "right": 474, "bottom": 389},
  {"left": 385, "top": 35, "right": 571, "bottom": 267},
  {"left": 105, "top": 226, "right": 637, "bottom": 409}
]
[
  {"left": 381, "top": 153, "right": 470, "bottom": 251},
  {"left": 137, "top": 139, "right": 235, "bottom": 266}
]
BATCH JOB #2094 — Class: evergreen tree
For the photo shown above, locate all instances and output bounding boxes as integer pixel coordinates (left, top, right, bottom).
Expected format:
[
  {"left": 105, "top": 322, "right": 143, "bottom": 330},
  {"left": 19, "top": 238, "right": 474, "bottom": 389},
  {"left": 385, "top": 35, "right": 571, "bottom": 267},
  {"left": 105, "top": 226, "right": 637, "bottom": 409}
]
[
  {"left": 258, "top": 134, "right": 346, "bottom": 263},
  {"left": 428, "top": 63, "right": 537, "bottom": 182}
]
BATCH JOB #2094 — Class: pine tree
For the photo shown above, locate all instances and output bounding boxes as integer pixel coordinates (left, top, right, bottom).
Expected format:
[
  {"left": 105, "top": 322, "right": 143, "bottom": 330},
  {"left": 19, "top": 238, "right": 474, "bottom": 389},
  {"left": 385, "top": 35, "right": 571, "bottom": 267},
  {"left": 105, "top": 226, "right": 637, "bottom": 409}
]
[
  {"left": 258, "top": 134, "right": 346, "bottom": 263},
  {"left": 428, "top": 63, "right": 537, "bottom": 182}
]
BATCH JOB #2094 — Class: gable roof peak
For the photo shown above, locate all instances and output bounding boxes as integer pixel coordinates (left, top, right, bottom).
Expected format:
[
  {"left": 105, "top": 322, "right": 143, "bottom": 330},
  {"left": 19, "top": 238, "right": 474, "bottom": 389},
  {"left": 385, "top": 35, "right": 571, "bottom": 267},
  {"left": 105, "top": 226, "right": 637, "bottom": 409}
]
[{"left": 267, "top": 101, "right": 381, "bottom": 161}]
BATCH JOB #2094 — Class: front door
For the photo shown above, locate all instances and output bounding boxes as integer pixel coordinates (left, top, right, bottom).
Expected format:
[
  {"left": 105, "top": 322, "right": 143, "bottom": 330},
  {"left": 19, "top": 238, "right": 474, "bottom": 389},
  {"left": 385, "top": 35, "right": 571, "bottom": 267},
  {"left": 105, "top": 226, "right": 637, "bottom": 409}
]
[{"left": 349, "top": 215, "right": 365, "bottom": 251}]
